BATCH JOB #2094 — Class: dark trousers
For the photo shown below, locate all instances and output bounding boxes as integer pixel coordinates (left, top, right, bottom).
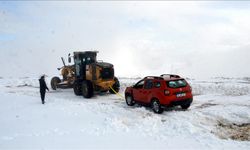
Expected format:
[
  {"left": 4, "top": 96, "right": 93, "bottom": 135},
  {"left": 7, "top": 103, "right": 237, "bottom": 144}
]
[{"left": 40, "top": 90, "right": 46, "bottom": 104}]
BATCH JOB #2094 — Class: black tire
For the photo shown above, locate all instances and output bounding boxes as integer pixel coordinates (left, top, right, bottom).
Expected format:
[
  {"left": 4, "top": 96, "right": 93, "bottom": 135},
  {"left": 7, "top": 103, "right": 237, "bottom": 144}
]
[
  {"left": 50, "top": 76, "right": 61, "bottom": 90},
  {"left": 82, "top": 80, "right": 93, "bottom": 98},
  {"left": 181, "top": 103, "right": 191, "bottom": 110},
  {"left": 151, "top": 99, "right": 163, "bottom": 114},
  {"left": 73, "top": 83, "right": 82, "bottom": 96},
  {"left": 109, "top": 77, "right": 120, "bottom": 94},
  {"left": 125, "top": 94, "right": 135, "bottom": 106}
]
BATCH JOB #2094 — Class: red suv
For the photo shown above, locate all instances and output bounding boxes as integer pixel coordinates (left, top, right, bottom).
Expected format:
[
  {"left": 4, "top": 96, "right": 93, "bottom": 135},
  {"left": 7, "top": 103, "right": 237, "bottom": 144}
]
[{"left": 125, "top": 74, "right": 193, "bottom": 114}]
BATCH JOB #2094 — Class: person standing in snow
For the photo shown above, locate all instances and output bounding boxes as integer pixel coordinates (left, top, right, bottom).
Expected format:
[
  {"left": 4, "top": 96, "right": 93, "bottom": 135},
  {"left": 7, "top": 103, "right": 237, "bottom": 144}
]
[{"left": 39, "top": 75, "right": 49, "bottom": 104}]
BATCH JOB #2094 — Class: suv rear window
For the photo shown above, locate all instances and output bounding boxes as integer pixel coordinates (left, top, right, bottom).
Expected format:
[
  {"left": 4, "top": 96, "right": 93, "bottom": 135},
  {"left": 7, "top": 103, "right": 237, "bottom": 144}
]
[{"left": 167, "top": 79, "right": 187, "bottom": 88}]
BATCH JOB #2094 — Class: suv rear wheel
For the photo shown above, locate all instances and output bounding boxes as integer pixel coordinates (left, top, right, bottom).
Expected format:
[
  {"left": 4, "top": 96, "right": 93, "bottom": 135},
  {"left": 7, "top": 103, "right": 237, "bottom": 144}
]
[
  {"left": 181, "top": 103, "right": 190, "bottom": 110},
  {"left": 151, "top": 99, "right": 163, "bottom": 114},
  {"left": 125, "top": 94, "right": 135, "bottom": 106}
]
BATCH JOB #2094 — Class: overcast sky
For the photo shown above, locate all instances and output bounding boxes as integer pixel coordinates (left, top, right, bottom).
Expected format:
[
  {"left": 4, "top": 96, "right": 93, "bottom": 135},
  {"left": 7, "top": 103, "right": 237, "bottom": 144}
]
[{"left": 0, "top": 1, "right": 250, "bottom": 79}]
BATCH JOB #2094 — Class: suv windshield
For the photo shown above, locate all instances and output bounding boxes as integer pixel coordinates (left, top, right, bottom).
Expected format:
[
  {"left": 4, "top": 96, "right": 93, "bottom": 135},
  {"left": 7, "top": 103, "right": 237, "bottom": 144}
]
[
  {"left": 134, "top": 80, "right": 144, "bottom": 89},
  {"left": 167, "top": 79, "right": 187, "bottom": 88}
]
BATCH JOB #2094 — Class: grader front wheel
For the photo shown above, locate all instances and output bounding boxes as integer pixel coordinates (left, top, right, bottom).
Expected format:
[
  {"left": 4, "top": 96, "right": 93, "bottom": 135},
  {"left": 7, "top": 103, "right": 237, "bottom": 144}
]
[{"left": 51, "top": 76, "right": 61, "bottom": 90}]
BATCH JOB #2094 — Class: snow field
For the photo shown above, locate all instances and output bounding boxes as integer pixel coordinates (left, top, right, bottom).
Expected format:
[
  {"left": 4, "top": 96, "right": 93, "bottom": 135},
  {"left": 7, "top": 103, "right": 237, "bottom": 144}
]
[{"left": 0, "top": 77, "right": 249, "bottom": 149}]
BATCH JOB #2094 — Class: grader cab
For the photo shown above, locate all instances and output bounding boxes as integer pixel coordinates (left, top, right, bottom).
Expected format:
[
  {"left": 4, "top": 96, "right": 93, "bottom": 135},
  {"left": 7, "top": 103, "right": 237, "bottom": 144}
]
[{"left": 51, "top": 51, "right": 120, "bottom": 98}]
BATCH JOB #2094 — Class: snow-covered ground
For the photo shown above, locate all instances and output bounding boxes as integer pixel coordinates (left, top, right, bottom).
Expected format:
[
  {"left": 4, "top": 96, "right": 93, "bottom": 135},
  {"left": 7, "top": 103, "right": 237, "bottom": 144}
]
[{"left": 0, "top": 77, "right": 250, "bottom": 149}]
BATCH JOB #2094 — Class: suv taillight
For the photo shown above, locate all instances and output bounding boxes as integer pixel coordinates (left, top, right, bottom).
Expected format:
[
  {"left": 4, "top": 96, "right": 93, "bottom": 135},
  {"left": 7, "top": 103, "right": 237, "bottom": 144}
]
[
  {"left": 164, "top": 90, "right": 170, "bottom": 96},
  {"left": 189, "top": 86, "right": 192, "bottom": 92}
]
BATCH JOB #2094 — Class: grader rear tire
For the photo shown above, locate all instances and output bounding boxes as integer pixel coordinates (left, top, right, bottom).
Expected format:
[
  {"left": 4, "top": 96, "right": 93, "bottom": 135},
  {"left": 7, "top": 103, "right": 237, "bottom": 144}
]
[
  {"left": 109, "top": 77, "right": 120, "bottom": 94},
  {"left": 73, "top": 83, "right": 82, "bottom": 96},
  {"left": 82, "top": 81, "right": 94, "bottom": 98}
]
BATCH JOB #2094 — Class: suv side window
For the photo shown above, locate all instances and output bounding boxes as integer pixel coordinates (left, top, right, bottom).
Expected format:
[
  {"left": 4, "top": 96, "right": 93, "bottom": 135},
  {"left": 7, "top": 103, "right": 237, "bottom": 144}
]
[
  {"left": 134, "top": 80, "right": 145, "bottom": 89},
  {"left": 144, "top": 80, "right": 153, "bottom": 89},
  {"left": 154, "top": 81, "right": 161, "bottom": 88}
]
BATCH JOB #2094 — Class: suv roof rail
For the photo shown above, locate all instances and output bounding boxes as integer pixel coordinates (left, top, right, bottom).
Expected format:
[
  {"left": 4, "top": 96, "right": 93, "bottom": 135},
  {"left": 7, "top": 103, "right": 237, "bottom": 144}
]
[
  {"left": 144, "top": 76, "right": 164, "bottom": 80},
  {"left": 160, "top": 74, "right": 180, "bottom": 78}
]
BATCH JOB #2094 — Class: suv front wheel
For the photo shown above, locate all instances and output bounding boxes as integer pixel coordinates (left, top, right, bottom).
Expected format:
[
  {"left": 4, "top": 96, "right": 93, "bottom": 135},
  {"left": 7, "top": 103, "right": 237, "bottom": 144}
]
[
  {"left": 125, "top": 94, "right": 135, "bottom": 106},
  {"left": 151, "top": 99, "right": 163, "bottom": 114}
]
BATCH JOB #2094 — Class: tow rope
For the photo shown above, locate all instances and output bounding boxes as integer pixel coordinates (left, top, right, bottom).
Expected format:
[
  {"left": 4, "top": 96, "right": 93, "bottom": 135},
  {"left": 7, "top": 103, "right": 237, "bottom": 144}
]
[{"left": 109, "top": 85, "right": 124, "bottom": 99}]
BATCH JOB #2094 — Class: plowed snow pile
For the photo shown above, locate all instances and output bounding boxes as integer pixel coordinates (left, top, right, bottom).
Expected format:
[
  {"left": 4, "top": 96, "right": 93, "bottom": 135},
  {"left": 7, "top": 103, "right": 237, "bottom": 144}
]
[{"left": 0, "top": 77, "right": 249, "bottom": 149}]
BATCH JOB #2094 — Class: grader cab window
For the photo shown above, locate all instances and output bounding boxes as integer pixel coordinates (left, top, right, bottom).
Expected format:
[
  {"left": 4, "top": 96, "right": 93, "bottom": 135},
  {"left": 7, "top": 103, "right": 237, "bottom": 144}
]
[
  {"left": 75, "top": 58, "right": 81, "bottom": 76},
  {"left": 86, "top": 57, "right": 94, "bottom": 64}
]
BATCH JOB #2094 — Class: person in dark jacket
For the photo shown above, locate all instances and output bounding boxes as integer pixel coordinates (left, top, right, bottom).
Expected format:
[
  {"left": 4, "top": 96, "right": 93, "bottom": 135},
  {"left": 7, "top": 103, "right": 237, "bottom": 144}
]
[{"left": 39, "top": 75, "right": 49, "bottom": 104}]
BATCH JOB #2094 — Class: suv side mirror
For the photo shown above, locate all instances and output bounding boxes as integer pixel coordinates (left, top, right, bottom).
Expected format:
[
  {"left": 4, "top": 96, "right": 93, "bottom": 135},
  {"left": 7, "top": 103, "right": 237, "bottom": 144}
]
[{"left": 68, "top": 53, "right": 71, "bottom": 63}]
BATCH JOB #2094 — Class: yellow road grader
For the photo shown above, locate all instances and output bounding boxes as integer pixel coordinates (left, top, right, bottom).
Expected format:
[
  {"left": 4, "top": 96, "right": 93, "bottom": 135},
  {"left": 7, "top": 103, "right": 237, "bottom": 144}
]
[{"left": 51, "top": 51, "right": 120, "bottom": 98}]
